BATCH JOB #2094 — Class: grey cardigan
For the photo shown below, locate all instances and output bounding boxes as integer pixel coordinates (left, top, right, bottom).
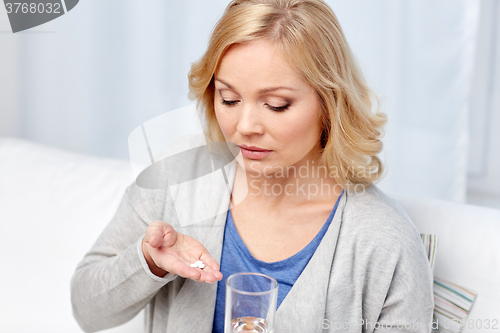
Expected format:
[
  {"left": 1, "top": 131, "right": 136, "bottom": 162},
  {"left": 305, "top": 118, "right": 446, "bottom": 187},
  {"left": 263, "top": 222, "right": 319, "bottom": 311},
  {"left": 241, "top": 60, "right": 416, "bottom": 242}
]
[{"left": 71, "top": 136, "right": 434, "bottom": 333}]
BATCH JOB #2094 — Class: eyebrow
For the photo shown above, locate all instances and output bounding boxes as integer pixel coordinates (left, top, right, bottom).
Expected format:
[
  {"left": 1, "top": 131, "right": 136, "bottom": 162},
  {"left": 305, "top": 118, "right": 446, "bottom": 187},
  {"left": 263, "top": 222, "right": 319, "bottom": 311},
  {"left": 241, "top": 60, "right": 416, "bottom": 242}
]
[{"left": 215, "top": 78, "right": 298, "bottom": 94}]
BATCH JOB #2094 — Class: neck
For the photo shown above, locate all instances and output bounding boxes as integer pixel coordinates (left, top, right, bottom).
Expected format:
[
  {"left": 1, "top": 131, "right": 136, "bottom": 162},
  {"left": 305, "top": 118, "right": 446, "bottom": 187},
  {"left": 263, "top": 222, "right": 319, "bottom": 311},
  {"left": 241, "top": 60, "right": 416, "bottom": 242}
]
[{"left": 230, "top": 159, "right": 343, "bottom": 208}]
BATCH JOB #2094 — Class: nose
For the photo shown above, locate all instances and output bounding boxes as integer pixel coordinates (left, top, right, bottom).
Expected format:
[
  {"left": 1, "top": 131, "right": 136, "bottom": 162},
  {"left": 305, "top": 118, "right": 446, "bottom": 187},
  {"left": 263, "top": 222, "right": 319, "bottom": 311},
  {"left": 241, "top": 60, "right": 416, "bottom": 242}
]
[{"left": 236, "top": 104, "right": 265, "bottom": 136}]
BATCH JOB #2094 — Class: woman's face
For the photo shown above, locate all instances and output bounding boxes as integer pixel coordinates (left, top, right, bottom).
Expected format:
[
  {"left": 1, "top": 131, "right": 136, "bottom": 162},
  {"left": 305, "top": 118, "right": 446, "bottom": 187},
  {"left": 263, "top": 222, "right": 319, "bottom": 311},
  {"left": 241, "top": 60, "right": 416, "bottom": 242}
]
[{"left": 214, "top": 39, "right": 323, "bottom": 177}]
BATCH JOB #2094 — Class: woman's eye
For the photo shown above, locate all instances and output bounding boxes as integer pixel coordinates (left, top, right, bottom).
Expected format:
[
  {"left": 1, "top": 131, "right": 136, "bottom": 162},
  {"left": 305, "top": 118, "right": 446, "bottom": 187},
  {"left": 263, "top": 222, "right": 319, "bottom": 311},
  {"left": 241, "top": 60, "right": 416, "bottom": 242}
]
[
  {"left": 267, "top": 104, "right": 290, "bottom": 112},
  {"left": 221, "top": 99, "right": 239, "bottom": 106}
]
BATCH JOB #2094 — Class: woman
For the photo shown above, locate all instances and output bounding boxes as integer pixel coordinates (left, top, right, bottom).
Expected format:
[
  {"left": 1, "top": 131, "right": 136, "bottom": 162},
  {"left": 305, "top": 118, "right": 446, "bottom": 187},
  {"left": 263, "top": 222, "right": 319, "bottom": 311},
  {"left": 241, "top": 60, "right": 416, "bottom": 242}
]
[{"left": 71, "top": 1, "right": 434, "bottom": 332}]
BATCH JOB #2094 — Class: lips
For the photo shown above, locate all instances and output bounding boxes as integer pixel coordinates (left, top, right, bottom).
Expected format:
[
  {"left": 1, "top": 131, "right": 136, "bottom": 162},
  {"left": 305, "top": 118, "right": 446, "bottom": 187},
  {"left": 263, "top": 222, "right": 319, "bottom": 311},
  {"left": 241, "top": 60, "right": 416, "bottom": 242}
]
[{"left": 238, "top": 145, "right": 272, "bottom": 160}]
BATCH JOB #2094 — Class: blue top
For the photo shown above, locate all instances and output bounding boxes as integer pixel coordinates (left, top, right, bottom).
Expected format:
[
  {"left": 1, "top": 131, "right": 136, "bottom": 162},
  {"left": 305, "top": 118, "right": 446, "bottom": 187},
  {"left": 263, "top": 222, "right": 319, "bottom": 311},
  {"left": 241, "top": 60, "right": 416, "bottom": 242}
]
[{"left": 211, "top": 191, "right": 343, "bottom": 333}]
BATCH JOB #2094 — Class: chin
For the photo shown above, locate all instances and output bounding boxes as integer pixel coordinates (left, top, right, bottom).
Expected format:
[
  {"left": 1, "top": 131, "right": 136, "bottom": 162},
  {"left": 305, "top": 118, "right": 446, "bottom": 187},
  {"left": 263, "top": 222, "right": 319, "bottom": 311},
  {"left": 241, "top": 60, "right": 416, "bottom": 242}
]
[{"left": 243, "top": 160, "right": 288, "bottom": 178}]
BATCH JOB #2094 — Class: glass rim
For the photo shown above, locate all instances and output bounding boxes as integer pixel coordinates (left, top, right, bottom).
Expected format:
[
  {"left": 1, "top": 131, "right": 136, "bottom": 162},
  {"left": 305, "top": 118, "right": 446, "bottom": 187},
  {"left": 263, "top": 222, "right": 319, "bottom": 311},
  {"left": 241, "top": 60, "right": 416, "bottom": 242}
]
[{"left": 226, "top": 272, "right": 278, "bottom": 296}]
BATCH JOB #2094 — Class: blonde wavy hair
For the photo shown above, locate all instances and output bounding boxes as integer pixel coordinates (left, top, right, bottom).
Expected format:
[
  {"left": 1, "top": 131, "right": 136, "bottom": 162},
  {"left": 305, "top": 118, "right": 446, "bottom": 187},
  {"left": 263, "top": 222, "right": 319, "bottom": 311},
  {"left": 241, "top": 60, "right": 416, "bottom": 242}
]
[{"left": 188, "top": 0, "right": 387, "bottom": 188}]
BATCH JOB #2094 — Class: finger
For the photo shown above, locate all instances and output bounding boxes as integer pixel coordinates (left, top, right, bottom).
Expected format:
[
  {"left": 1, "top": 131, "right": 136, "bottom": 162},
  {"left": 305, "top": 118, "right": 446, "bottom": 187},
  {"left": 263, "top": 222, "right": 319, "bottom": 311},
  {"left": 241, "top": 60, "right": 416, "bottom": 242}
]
[
  {"left": 146, "top": 221, "right": 176, "bottom": 249},
  {"left": 198, "top": 265, "right": 223, "bottom": 283},
  {"left": 144, "top": 222, "right": 164, "bottom": 248},
  {"left": 160, "top": 223, "right": 177, "bottom": 248},
  {"left": 199, "top": 253, "right": 220, "bottom": 271},
  {"left": 198, "top": 253, "right": 223, "bottom": 281},
  {"left": 183, "top": 264, "right": 220, "bottom": 284}
]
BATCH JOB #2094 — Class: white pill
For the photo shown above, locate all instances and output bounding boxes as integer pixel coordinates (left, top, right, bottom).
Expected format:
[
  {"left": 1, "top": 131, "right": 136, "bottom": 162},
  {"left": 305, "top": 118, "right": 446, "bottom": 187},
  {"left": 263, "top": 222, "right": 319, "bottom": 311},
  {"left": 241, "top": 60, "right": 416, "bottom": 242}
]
[{"left": 190, "top": 261, "right": 205, "bottom": 269}]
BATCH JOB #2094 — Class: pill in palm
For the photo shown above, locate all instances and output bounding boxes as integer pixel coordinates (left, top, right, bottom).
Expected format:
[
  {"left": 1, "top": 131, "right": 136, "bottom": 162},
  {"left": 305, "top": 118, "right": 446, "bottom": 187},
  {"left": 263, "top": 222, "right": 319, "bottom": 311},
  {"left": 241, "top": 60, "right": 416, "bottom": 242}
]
[{"left": 190, "top": 260, "right": 205, "bottom": 269}]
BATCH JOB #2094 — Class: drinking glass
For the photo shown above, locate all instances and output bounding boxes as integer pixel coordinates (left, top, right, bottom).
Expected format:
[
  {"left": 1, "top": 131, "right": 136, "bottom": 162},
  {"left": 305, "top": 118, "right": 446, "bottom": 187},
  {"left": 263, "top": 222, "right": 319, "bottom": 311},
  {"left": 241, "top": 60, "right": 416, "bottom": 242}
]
[{"left": 225, "top": 272, "right": 278, "bottom": 333}]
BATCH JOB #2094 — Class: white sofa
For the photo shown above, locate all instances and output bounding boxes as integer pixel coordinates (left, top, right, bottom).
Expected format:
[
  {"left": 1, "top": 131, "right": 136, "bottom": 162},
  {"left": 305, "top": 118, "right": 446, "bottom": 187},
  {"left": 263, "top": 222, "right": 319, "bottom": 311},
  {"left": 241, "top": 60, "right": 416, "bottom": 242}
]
[{"left": 1, "top": 137, "right": 499, "bottom": 333}]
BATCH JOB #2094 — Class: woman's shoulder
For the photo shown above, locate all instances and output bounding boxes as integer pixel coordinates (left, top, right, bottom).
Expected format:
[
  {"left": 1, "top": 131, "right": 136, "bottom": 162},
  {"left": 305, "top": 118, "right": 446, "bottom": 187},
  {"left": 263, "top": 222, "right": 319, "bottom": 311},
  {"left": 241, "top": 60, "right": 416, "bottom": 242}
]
[
  {"left": 344, "top": 184, "right": 412, "bottom": 223},
  {"left": 340, "top": 184, "right": 424, "bottom": 255}
]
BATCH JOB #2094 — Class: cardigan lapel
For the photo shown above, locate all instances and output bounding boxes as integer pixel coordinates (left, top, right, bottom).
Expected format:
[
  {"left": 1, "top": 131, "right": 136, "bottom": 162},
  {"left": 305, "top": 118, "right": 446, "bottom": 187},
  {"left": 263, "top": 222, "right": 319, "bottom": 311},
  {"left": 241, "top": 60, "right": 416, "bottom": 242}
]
[
  {"left": 274, "top": 192, "right": 347, "bottom": 333},
  {"left": 165, "top": 155, "right": 236, "bottom": 333},
  {"left": 165, "top": 209, "right": 227, "bottom": 333}
]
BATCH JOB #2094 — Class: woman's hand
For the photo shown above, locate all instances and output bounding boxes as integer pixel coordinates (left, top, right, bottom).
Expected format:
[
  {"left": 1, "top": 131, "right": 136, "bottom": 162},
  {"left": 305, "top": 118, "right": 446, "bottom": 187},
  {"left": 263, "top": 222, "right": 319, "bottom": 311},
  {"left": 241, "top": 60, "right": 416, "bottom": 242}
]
[{"left": 141, "top": 220, "right": 223, "bottom": 283}]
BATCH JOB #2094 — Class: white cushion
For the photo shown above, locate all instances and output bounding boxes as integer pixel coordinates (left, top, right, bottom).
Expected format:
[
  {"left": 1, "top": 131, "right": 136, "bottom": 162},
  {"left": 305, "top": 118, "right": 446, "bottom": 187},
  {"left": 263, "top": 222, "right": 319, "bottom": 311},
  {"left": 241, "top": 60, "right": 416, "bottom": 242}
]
[
  {"left": 396, "top": 195, "right": 500, "bottom": 332},
  {"left": 0, "top": 137, "right": 141, "bottom": 332}
]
